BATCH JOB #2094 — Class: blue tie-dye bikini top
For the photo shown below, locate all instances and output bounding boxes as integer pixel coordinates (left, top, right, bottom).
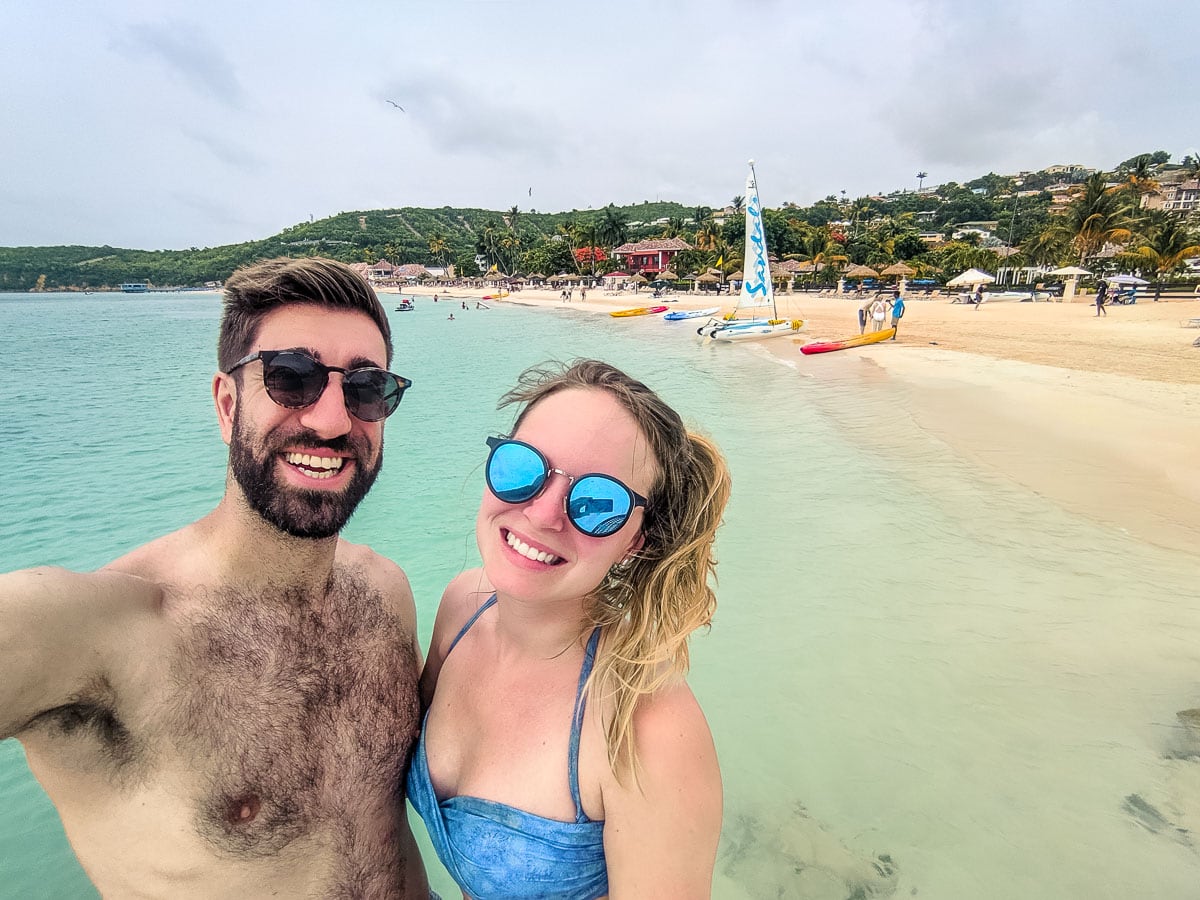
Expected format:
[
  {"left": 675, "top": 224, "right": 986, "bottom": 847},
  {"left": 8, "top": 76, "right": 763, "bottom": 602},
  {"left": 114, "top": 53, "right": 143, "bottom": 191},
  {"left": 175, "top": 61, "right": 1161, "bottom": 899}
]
[{"left": 406, "top": 595, "right": 608, "bottom": 900}]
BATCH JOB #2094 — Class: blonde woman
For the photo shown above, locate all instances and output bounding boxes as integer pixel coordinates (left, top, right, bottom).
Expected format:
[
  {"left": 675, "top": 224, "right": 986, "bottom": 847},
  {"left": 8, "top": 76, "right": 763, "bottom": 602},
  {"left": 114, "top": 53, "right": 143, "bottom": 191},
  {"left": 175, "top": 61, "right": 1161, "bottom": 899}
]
[{"left": 408, "top": 359, "right": 731, "bottom": 898}]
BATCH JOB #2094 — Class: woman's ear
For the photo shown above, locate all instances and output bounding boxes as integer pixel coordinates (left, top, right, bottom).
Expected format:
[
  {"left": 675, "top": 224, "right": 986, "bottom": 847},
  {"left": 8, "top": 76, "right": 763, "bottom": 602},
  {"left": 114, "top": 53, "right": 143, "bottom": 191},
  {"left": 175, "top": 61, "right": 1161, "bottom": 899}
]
[
  {"left": 213, "top": 372, "right": 237, "bottom": 445},
  {"left": 622, "top": 531, "right": 646, "bottom": 563}
]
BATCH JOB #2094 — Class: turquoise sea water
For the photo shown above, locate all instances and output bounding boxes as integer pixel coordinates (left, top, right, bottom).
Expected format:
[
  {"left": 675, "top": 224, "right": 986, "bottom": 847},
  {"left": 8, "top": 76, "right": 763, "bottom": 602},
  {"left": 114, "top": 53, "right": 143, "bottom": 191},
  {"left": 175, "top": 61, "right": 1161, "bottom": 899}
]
[{"left": 2, "top": 291, "right": 1198, "bottom": 899}]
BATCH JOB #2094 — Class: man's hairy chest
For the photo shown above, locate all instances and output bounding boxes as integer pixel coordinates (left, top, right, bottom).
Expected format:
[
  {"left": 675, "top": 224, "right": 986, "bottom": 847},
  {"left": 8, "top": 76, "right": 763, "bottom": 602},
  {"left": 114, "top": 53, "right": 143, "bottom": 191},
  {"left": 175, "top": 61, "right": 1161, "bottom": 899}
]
[{"left": 33, "top": 569, "right": 421, "bottom": 865}]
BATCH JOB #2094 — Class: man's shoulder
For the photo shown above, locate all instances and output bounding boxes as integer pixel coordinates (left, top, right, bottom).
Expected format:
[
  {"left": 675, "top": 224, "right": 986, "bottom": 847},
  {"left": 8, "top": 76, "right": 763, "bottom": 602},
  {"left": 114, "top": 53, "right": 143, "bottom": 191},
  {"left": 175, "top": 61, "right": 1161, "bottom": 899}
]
[
  {"left": 335, "top": 539, "right": 416, "bottom": 618},
  {"left": 7, "top": 564, "right": 162, "bottom": 609},
  {"left": 336, "top": 538, "right": 407, "bottom": 582}
]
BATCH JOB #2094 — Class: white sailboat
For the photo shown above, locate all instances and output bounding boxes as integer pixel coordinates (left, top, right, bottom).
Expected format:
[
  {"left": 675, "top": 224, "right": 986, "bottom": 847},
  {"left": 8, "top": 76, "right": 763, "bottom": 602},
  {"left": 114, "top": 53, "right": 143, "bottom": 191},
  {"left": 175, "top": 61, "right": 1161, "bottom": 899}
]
[{"left": 701, "top": 161, "right": 804, "bottom": 342}]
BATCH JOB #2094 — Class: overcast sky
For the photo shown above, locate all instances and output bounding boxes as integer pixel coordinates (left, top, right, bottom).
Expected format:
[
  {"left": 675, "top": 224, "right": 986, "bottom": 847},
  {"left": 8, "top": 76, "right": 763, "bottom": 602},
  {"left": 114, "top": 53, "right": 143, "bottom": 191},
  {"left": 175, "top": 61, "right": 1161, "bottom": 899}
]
[{"left": 4, "top": 0, "right": 1195, "bottom": 250}]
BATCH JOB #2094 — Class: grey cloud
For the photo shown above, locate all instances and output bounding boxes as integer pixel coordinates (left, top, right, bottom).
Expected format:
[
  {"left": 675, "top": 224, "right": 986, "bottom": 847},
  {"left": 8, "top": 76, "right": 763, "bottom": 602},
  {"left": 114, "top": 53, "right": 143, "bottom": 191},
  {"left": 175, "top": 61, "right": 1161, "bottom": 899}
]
[
  {"left": 120, "top": 22, "right": 245, "bottom": 108},
  {"left": 181, "top": 128, "right": 266, "bottom": 174},
  {"left": 381, "top": 74, "right": 560, "bottom": 163}
]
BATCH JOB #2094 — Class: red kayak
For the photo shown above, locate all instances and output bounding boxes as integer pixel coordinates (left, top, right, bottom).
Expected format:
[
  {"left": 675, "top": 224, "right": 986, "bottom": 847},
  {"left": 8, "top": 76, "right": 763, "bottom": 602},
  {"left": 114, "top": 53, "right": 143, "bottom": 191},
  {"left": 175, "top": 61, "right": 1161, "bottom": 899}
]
[{"left": 799, "top": 327, "right": 895, "bottom": 354}]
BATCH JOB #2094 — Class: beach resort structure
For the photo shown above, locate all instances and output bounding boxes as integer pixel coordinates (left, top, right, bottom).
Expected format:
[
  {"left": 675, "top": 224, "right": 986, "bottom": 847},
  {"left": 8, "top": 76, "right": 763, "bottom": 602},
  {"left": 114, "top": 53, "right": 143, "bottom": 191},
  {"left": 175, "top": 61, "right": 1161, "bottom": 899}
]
[
  {"left": 353, "top": 259, "right": 432, "bottom": 285},
  {"left": 611, "top": 237, "right": 692, "bottom": 276},
  {"left": 1142, "top": 179, "right": 1200, "bottom": 215}
]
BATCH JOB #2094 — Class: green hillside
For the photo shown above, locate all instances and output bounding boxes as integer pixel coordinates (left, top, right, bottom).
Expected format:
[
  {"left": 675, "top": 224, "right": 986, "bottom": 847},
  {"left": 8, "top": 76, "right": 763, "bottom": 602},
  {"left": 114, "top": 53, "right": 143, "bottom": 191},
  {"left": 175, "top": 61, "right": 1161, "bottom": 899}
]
[{"left": 0, "top": 201, "right": 694, "bottom": 292}]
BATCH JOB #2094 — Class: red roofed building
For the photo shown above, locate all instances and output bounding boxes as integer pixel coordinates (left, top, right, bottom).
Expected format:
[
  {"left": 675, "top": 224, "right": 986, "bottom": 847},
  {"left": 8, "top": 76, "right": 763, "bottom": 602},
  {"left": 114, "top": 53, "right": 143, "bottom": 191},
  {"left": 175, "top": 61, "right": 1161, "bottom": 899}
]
[
  {"left": 394, "top": 263, "right": 430, "bottom": 279},
  {"left": 368, "top": 259, "right": 396, "bottom": 281},
  {"left": 611, "top": 238, "right": 693, "bottom": 275}
]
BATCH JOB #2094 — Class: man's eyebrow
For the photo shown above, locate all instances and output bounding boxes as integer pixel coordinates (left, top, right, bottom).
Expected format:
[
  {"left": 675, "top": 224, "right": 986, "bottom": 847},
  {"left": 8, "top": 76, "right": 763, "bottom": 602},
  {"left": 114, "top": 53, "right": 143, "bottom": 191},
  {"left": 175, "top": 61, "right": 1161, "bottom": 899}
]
[{"left": 279, "top": 347, "right": 386, "bottom": 370}]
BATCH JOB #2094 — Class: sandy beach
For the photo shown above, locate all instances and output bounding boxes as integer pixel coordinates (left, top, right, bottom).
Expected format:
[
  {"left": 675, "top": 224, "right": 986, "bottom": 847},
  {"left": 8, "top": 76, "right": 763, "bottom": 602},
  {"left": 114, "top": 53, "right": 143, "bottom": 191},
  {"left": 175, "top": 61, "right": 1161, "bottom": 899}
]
[{"left": 391, "top": 284, "right": 1200, "bottom": 555}]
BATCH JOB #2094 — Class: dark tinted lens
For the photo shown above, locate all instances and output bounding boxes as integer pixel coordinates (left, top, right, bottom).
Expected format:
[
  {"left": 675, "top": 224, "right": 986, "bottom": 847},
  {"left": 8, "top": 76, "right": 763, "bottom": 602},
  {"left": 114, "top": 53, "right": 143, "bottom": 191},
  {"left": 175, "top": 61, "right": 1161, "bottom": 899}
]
[
  {"left": 487, "top": 441, "right": 548, "bottom": 503},
  {"left": 263, "top": 352, "right": 325, "bottom": 407},
  {"left": 344, "top": 369, "right": 403, "bottom": 421},
  {"left": 569, "top": 476, "right": 634, "bottom": 536}
]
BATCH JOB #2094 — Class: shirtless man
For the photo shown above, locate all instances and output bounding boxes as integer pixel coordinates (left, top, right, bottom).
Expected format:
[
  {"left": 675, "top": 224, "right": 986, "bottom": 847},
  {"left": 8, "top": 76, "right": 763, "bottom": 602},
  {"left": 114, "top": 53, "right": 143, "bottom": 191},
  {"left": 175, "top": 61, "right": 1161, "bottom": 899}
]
[{"left": 0, "top": 257, "right": 428, "bottom": 897}]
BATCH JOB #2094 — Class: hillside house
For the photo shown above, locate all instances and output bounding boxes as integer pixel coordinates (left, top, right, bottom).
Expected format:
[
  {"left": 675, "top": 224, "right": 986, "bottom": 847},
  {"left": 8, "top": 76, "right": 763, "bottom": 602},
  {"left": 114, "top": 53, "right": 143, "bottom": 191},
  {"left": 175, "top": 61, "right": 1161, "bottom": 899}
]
[{"left": 611, "top": 237, "right": 693, "bottom": 275}]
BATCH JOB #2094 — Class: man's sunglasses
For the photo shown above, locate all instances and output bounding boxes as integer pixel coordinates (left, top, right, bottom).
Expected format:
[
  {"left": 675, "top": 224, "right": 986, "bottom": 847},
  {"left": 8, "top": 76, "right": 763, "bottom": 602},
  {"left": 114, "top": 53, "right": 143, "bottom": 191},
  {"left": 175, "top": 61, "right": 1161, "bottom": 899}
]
[
  {"left": 484, "top": 437, "right": 647, "bottom": 537},
  {"left": 226, "top": 349, "right": 412, "bottom": 422}
]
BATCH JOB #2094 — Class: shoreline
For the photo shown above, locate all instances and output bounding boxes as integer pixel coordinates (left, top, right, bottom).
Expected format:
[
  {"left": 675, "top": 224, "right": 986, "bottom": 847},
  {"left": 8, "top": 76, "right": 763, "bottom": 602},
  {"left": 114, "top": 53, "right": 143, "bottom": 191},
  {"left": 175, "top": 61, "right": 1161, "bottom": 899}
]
[{"left": 384, "top": 283, "right": 1200, "bottom": 555}]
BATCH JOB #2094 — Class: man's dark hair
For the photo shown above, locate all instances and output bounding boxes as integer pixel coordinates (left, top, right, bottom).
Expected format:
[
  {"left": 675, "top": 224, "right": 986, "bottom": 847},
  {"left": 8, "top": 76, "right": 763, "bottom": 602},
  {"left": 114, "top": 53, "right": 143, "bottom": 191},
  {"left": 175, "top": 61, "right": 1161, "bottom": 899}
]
[{"left": 218, "top": 257, "right": 393, "bottom": 370}]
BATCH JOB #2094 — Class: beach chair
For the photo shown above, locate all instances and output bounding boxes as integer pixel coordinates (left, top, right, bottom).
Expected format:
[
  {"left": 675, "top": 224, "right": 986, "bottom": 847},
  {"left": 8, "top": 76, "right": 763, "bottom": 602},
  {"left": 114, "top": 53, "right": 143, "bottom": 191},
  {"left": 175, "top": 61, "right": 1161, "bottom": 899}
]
[{"left": 1182, "top": 318, "right": 1200, "bottom": 329}]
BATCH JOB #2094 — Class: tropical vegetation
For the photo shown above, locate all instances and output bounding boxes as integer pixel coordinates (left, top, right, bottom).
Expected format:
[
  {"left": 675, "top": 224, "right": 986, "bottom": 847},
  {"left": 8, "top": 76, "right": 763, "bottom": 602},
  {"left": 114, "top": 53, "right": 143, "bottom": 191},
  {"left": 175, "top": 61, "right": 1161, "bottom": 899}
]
[{"left": 2, "top": 152, "right": 1197, "bottom": 292}]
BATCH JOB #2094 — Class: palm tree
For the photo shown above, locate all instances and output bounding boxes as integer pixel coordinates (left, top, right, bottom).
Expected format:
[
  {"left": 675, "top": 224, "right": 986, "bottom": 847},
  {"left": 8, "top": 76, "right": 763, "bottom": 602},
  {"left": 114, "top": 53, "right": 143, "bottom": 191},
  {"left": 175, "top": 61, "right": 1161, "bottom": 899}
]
[
  {"left": 1129, "top": 217, "right": 1200, "bottom": 278},
  {"left": 475, "top": 220, "right": 503, "bottom": 272},
  {"left": 660, "top": 216, "right": 685, "bottom": 239},
  {"left": 916, "top": 171, "right": 928, "bottom": 193},
  {"left": 1020, "top": 228, "right": 1070, "bottom": 267},
  {"left": 795, "top": 226, "right": 848, "bottom": 286},
  {"left": 568, "top": 222, "right": 601, "bottom": 277},
  {"left": 731, "top": 195, "right": 745, "bottom": 214},
  {"left": 1122, "top": 155, "right": 1160, "bottom": 200},
  {"left": 427, "top": 232, "right": 449, "bottom": 268},
  {"left": 505, "top": 205, "right": 522, "bottom": 234},
  {"left": 556, "top": 219, "right": 580, "bottom": 273},
  {"left": 1047, "top": 173, "right": 1133, "bottom": 264},
  {"left": 694, "top": 218, "right": 722, "bottom": 252},
  {"left": 598, "top": 205, "right": 629, "bottom": 248}
]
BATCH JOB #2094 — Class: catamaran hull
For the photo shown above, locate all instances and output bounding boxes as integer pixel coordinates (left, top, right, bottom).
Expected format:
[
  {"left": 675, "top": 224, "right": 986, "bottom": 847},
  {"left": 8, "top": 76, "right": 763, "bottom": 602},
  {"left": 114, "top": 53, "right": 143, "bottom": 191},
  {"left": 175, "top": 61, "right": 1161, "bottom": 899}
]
[
  {"left": 664, "top": 307, "right": 721, "bottom": 321},
  {"left": 799, "top": 327, "right": 895, "bottom": 354},
  {"left": 696, "top": 317, "right": 769, "bottom": 337},
  {"left": 710, "top": 320, "right": 805, "bottom": 342}
]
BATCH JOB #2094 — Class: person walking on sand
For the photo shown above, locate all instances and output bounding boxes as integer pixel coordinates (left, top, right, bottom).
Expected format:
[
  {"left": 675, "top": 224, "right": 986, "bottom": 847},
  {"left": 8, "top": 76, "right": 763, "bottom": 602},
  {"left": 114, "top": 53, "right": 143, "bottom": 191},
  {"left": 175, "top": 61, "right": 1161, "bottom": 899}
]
[
  {"left": 0, "top": 257, "right": 429, "bottom": 898},
  {"left": 889, "top": 288, "right": 905, "bottom": 340},
  {"left": 1095, "top": 280, "right": 1108, "bottom": 317},
  {"left": 973, "top": 284, "right": 984, "bottom": 310}
]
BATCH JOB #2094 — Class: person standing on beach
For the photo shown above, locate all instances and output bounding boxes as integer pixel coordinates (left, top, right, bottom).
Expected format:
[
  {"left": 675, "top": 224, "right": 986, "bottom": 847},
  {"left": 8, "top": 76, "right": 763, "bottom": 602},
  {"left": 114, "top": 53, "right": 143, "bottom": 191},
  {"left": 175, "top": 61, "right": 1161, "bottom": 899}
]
[
  {"left": 1095, "top": 280, "right": 1108, "bottom": 317},
  {"left": 409, "top": 360, "right": 730, "bottom": 898},
  {"left": 973, "top": 284, "right": 984, "bottom": 309},
  {"left": 0, "top": 258, "right": 430, "bottom": 898},
  {"left": 889, "top": 288, "right": 905, "bottom": 340},
  {"left": 870, "top": 296, "right": 888, "bottom": 332},
  {"left": 858, "top": 296, "right": 874, "bottom": 334}
]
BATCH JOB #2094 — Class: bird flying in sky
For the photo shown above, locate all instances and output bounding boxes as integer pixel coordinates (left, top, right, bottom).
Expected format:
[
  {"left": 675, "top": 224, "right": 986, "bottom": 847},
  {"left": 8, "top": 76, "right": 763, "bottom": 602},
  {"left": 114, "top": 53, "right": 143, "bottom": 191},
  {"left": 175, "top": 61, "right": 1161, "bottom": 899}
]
[{"left": 386, "top": 100, "right": 404, "bottom": 111}]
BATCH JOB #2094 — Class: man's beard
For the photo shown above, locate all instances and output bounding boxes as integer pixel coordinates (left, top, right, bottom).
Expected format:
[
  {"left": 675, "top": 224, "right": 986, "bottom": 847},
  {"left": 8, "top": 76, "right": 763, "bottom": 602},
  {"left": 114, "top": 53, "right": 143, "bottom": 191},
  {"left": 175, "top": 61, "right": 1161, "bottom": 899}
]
[{"left": 229, "top": 407, "right": 382, "bottom": 539}]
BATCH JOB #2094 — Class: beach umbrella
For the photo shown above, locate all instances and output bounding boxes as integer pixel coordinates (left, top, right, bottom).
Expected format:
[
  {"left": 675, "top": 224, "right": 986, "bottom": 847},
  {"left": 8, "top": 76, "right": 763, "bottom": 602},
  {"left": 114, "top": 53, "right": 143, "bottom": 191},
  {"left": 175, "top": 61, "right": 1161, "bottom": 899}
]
[
  {"left": 526, "top": 272, "right": 545, "bottom": 281},
  {"left": 657, "top": 269, "right": 679, "bottom": 281},
  {"left": 880, "top": 262, "right": 916, "bottom": 277},
  {"left": 695, "top": 273, "right": 720, "bottom": 283},
  {"left": 946, "top": 268, "right": 996, "bottom": 287},
  {"left": 629, "top": 273, "right": 649, "bottom": 284},
  {"left": 1048, "top": 265, "right": 1091, "bottom": 303},
  {"left": 844, "top": 264, "right": 879, "bottom": 278}
]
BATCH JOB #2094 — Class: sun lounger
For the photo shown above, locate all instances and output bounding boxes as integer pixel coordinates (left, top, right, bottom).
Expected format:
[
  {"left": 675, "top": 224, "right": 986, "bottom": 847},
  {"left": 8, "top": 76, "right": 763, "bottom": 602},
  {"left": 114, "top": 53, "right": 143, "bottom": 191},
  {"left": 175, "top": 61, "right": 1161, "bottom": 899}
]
[{"left": 1182, "top": 318, "right": 1200, "bottom": 329}]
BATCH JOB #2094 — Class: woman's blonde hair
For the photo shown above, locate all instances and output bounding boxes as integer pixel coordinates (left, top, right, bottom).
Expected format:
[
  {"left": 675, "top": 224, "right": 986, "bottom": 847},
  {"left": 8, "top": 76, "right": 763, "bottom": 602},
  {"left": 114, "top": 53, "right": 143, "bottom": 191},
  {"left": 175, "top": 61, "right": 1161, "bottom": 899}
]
[{"left": 499, "top": 359, "right": 732, "bottom": 782}]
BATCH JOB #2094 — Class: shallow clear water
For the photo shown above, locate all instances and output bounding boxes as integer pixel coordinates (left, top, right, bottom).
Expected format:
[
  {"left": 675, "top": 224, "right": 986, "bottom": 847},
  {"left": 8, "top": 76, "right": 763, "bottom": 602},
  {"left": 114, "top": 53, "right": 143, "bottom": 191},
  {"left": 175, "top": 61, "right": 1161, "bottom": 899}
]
[{"left": 2, "top": 292, "right": 1198, "bottom": 898}]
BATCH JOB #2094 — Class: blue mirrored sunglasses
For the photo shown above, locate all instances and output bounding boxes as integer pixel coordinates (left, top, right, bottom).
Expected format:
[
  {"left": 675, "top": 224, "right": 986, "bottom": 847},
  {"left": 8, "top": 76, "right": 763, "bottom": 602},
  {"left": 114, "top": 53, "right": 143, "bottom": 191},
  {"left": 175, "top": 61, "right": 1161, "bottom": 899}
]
[{"left": 484, "top": 437, "right": 647, "bottom": 537}]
